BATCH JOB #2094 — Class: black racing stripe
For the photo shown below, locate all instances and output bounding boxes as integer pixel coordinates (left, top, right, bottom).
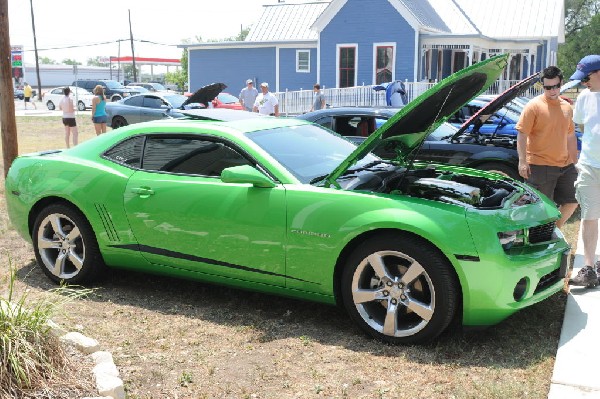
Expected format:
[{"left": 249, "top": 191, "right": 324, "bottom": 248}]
[{"left": 109, "top": 244, "right": 316, "bottom": 284}]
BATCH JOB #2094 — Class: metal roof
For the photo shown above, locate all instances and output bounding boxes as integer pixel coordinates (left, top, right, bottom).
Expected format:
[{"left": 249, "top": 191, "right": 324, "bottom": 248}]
[
  {"left": 454, "top": 0, "right": 564, "bottom": 39},
  {"left": 245, "top": 0, "right": 563, "bottom": 42},
  {"left": 246, "top": 1, "right": 331, "bottom": 42}
]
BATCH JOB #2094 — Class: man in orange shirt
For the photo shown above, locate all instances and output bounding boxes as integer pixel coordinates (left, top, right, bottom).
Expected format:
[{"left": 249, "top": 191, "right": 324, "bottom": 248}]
[{"left": 516, "top": 66, "right": 578, "bottom": 228}]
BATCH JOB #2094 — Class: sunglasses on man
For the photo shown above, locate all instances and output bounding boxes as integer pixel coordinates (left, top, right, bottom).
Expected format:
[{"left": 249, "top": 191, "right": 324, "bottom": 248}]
[
  {"left": 581, "top": 70, "right": 597, "bottom": 83},
  {"left": 543, "top": 84, "right": 561, "bottom": 90}
]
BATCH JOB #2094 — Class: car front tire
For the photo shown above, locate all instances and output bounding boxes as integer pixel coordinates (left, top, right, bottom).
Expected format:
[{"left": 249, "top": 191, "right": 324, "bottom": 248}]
[
  {"left": 112, "top": 116, "right": 128, "bottom": 128},
  {"left": 32, "top": 203, "right": 105, "bottom": 284},
  {"left": 46, "top": 101, "right": 55, "bottom": 110},
  {"left": 341, "top": 233, "right": 458, "bottom": 344},
  {"left": 77, "top": 101, "right": 86, "bottom": 111}
]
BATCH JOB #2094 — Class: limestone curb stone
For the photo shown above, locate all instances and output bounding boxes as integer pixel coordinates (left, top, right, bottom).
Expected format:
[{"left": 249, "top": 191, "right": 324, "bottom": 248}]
[
  {"left": 50, "top": 322, "right": 125, "bottom": 399},
  {"left": 60, "top": 331, "right": 100, "bottom": 354}
]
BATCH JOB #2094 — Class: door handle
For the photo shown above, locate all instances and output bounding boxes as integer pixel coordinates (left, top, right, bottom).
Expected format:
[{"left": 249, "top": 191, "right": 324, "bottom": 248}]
[{"left": 131, "top": 187, "right": 155, "bottom": 196}]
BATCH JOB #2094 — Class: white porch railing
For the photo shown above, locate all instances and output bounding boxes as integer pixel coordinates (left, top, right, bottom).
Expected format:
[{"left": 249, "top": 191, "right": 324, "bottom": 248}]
[{"left": 274, "top": 80, "right": 543, "bottom": 115}]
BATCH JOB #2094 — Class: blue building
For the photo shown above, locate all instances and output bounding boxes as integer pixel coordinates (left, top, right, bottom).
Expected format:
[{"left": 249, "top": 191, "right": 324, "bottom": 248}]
[{"left": 181, "top": 0, "right": 565, "bottom": 93}]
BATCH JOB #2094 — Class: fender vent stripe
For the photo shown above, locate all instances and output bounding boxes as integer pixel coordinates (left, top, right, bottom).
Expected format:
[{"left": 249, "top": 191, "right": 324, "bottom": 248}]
[
  {"left": 95, "top": 204, "right": 119, "bottom": 242},
  {"left": 455, "top": 255, "right": 480, "bottom": 261}
]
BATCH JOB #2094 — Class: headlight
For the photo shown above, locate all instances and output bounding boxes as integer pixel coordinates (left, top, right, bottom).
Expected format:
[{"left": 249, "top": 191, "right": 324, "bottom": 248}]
[{"left": 498, "top": 229, "right": 525, "bottom": 250}]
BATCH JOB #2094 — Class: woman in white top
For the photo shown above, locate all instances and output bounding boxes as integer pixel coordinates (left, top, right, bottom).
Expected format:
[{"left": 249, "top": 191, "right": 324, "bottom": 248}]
[{"left": 59, "top": 87, "right": 79, "bottom": 148}]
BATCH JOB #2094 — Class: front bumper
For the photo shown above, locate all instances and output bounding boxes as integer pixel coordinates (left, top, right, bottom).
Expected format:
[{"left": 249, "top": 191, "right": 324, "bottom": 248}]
[{"left": 457, "top": 235, "right": 570, "bottom": 326}]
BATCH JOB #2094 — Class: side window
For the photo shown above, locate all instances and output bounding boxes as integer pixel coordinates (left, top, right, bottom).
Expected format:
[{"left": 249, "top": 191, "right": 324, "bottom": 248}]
[
  {"left": 142, "top": 96, "right": 165, "bottom": 109},
  {"left": 142, "top": 137, "right": 252, "bottom": 177},
  {"left": 333, "top": 117, "right": 356, "bottom": 136},
  {"left": 103, "top": 136, "right": 145, "bottom": 168},
  {"left": 123, "top": 96, "right": 144, "bottom": 107}
]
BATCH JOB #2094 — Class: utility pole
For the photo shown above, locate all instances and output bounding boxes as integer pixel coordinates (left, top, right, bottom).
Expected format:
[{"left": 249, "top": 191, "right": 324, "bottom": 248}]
[
  {"left": 0, "top": 0, "right": 19, "bottom": 176},
  {"left": 129, "top": 10, "right": 137, "bottom": 82},
  {"left": 29, "top": 0, "right": 42, "bottom": 101}
]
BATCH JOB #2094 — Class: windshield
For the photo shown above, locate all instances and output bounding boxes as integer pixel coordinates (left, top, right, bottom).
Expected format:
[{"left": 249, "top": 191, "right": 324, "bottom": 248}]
[
  {"left": 72, "top": 87, "right": 91, "bottom": 95},
  {"left": 492, "top": 107, "right": 521, "bottom": 123},
  {"left": 246, "top": 124, "right": 379, "bottom": 184},
  {"left": 427, "top": 122, "right": 458, "bottom": 140},
  {"left": 218, "top": 93, "right": 239, "bottom": 104},
  {"left": 105, "top": 81, "right": 125, "bottom": 89},
  {"left": 163, "top": 94, "right": 189, "bottom": 108},
  {"left": 150, "top": 83, "right": 167, "bottom": 91}
]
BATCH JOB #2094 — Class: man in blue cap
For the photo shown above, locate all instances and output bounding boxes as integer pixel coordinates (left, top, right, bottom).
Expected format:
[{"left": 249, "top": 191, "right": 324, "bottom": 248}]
[{"left": 569, "top": 55, "right": 600, "bottom": 287}]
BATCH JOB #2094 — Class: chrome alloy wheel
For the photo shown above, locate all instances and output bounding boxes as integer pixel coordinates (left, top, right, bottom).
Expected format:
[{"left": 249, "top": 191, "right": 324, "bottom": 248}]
[
  {"left": 351, "top": 250, "right": 435, "bottom": 338},
  {"left": 36, "top": 212, "right": 85, "bottom": 280}
]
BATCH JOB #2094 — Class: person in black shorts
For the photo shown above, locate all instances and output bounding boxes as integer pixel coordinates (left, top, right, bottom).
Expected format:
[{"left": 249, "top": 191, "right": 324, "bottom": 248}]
[{"left": 59, "top": 87, "right": 79, "bottom": 148}]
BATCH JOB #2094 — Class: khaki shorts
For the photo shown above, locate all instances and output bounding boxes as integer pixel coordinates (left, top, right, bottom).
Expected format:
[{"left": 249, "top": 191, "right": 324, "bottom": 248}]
[{"left": 575, "top": 163, "right": 600, "bottom": 220}]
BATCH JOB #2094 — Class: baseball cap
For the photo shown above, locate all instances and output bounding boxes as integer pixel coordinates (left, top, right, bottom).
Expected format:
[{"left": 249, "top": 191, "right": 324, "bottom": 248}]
[
  {"left": 246, "top": 79, "right": 253, "bottom": 84},
  {"left": 260, "top": 82, "right": 268, "bottom": 88},
  {"left": 570, "top": 54, "right": 600, "bottom": 80}
]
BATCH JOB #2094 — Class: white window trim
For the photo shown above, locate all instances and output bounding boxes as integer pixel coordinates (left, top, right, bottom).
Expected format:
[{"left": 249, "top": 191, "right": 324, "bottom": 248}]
[
  {"left": 372, "top": 42, "right": 396, "bottom": 84},
  {"left": 336, "top": 43, "right": 358, "bottom": 88},
  {"left": 296, "top": 50, "right": 310, "bottom": 73}
]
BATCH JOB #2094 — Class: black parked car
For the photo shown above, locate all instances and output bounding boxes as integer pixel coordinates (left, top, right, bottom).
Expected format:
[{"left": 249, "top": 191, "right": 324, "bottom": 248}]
[
  {"left": 72, "top": 79, "right": 139, "bottom": 102},
  {"left": 297, "top": 106, "right": 520, "bottom": 180}
]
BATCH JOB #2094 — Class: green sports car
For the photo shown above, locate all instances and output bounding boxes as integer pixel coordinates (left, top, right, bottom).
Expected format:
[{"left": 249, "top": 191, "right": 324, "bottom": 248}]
[{"left": 5, "top": 55, "right": 570, "bottom": 344}]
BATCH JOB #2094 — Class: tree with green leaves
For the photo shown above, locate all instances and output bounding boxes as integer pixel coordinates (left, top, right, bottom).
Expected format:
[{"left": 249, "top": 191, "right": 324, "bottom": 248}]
[
  {"left": 559, "top": 0, "right": 600, "bottom": 77},
  {"left": 39, "top": 56, "right": 56, "bottom": 65},
  {"left": 164, "top": 49, "right": 188, "bottom": 91},
  {"left": 86, "top": 56, "right": 109, "bottom": 67},
  {"left": 62, "top": 59, "right": 81, "bottom": 66}
]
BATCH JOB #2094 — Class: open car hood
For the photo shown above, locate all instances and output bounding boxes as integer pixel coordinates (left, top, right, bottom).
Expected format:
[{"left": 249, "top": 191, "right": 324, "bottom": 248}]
[
  {"left": 181, "top": 82, "right": 227, "bottom": 108},
  {"left": 324, "top": 54, "right": 509, "bottom": 186},
  {"left": 452, "top": 72, "right": 539, "bottom": 138}
]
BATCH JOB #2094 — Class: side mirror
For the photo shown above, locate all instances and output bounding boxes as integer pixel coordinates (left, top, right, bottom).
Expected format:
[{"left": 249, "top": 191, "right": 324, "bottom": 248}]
[{"left": 221, "top": 165, "right": 276, "bottom": 188}]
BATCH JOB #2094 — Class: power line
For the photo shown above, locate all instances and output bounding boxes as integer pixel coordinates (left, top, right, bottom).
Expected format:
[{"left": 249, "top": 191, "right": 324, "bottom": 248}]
[{"left": 21, "top": 39, "right": 179, "bottom": 52}]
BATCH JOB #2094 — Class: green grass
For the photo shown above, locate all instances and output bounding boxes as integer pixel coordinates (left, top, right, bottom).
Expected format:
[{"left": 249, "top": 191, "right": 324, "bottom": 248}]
[
  {"left": 0, "top": 260, "right": 64, "bottom": 395},
  {"left": 0, "top": 258, "right": 93, "bottom": 397}
]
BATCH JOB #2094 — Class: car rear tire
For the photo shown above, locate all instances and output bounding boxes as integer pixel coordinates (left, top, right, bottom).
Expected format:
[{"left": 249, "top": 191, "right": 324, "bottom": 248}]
[
  {"left": 46, "top": 101, "right": 55, "bottom": 110},
  {"left": 112, "top": 116, "right": 128, "bottom": 128},
  {"left": 477, "top": 162, "right": 520, "bottom": 180},
  {"left": 32, "top": 203, "right": 105, "bottom": 284},
  {"left": 341, "top": 233, "right": 458, "bottom": 344},
  {"left": 77, "top": 101, "right": 86, "bottom": 111}
]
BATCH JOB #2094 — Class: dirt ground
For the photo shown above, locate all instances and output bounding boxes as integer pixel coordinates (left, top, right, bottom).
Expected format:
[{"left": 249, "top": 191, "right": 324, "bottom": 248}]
[{"left": 1, "top": 115, "right": 569, "bottom": 399}]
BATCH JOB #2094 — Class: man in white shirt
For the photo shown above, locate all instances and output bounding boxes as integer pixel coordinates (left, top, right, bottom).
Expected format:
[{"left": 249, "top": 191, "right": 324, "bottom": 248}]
[
  {"left": 59, "top": 87, "right": 79, "bottom": 148},
  {"left": 569, "top": 55, "right": 600, "bottom": 287},
  {"left": 253, "top": 82, "right": 279, "bottom": 116}
]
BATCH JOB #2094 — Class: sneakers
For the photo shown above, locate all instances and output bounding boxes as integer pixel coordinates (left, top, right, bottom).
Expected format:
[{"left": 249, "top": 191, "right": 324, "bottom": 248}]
[{"left": 569, "top": 265, "right": 599, "bottom": 288}]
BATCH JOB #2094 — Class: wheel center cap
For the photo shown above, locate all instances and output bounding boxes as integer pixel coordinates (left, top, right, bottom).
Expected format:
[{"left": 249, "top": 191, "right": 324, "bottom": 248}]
[{"left": 390, "top": 285, "right": 405, "bottom": 299}]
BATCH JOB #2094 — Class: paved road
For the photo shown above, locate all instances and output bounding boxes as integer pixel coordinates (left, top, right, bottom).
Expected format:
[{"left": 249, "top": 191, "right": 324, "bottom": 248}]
[{"left": 13, "top": 98, "right": 92, "bottom": 117}]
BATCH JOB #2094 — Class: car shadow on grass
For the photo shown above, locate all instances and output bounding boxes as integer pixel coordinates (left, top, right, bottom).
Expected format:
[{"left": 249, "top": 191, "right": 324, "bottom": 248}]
[{"left": 16, "top": 260, "right": 566, "bottom": 370}]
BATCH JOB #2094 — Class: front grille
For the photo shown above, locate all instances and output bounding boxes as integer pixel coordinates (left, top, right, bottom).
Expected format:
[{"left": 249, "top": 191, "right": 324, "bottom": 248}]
[
  {"left": 528, "top": 222, "right": 555, "bottom": 244},
  {"left": 534, "top": 268, "right": 560, "bottom": 294}
]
